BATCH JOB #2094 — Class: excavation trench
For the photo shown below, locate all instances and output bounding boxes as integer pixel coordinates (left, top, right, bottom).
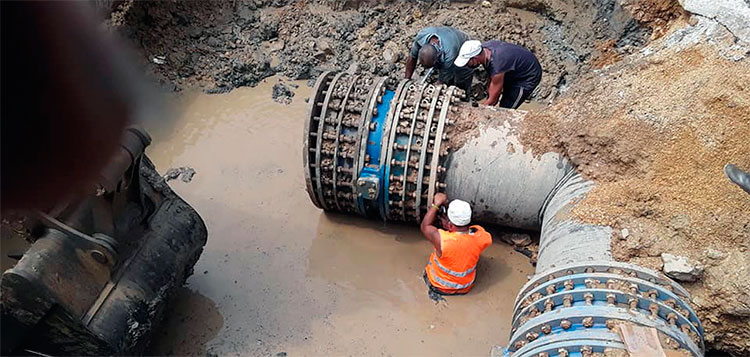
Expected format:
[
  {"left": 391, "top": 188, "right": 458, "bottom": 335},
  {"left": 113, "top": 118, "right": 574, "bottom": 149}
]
[
  {"left": 111, "top": 0, "right": 746, "bottom": 354},
  {"left": 302, "top": 73, "right": 705, "bottom": 356},
  {"left": 145, "top": 78, "right": 535, "bottom": 355}
]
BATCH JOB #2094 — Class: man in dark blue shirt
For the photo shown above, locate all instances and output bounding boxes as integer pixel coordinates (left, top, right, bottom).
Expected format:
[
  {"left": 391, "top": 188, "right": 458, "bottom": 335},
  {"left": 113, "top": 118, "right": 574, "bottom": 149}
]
[
  {"left": 405, "top": 27, "right": 474, "bottom": 98},
  {"left": 454, "top": 40, "right": 542, "bottom": 109}
]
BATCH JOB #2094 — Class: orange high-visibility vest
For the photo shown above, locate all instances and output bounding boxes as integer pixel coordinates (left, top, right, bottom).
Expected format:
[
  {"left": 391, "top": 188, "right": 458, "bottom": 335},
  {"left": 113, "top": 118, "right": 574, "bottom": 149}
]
[{"left": 425, "top": 225, "right": 492, "bottom": 294}]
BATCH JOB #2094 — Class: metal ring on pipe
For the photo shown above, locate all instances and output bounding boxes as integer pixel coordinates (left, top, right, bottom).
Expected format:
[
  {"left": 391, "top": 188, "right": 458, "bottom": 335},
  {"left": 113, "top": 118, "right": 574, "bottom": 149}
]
[
  {"left": 330, "top": 74, "right": 360, "bottom": 212},
  {"left": 513, "top": 273, "right": 701, "bottom": 331},
  {"left": 399, "top": 82, "right": 430, "bottom": 221},
  {"left": 508, "top": 305, "right": 703, "bottom": 356},
  {"left": 383, "top": 82, "right": 415, "bottom": 220},
  {"left": 414, "top": 84, "right": 443, "bottom": 221},
  {"left": 303, "top": 71, "right": 335, "bottom": 209},
  {"left": 312, "top": 72, "right": 345, "bottom": 210}
]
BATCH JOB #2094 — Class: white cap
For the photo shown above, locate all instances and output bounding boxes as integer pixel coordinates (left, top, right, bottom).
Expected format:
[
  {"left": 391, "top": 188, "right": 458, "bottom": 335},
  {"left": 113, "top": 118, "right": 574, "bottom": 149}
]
[
  {"left": 454, "top": 40, "right": 482, "bottom": 67},
  {"left": 447, "top": 199, "right": 472, "bottom": 226}
]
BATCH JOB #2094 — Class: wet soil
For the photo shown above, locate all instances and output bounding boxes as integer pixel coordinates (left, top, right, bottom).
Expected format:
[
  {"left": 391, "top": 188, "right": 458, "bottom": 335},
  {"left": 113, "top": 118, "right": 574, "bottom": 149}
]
[
  {"left": 111, "top": 0, "right": 749, "bottom": 353},
  {"left": 519, "top": 18, "right": 750, "bottom": 355},
  {"left": 114, "top": 0, "right": 655, "bottom": 101},
  {"left": 145, "top": 77, "right": 534, "bottom": 355}
]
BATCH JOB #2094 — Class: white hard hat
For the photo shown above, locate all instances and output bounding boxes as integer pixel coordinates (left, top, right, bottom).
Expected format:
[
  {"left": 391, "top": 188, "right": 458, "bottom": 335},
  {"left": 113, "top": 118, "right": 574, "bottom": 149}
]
[
  {"left": 447, "top": 199, "right": 472, "bottom": 226},
  {"left": 454, "top": 40, "right": 482, "bottom": 67}
]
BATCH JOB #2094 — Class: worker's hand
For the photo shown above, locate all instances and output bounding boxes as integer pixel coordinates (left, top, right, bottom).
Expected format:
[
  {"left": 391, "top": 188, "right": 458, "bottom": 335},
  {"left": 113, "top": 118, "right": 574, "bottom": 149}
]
[{"left": 433, "top": 192, "right": 448, "bottom": 206}]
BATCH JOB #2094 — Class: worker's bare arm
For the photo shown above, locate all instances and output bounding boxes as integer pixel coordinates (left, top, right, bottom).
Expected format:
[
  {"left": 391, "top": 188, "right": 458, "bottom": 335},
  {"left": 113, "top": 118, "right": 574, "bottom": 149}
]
[
  {"left": 482, "top": 72, "right": 505, "bottom": 106},
  {"left": 420, "top": 193, "right": 447, "bottom": 257},
  {"left": 405, "top": 56, "right": 418, "bottom": 79}
]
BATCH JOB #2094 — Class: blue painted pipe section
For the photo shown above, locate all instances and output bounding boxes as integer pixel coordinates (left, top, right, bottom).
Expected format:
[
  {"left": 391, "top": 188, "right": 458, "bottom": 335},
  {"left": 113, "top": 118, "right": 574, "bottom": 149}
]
[{"left": 357, "top": 90, "right": 394, "bottom": 219}]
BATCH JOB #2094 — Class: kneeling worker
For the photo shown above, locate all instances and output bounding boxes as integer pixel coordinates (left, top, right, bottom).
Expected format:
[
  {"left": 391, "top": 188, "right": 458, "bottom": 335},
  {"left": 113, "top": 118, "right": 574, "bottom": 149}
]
[
  {"left": 421, "top": 193, "right": 492, "bottom": 295},
  {"left": 454, "top": 40, "right": 542, "bottom": 109},
  {"left": 405, "top": 27, "right": 474, "bottom": 98}
]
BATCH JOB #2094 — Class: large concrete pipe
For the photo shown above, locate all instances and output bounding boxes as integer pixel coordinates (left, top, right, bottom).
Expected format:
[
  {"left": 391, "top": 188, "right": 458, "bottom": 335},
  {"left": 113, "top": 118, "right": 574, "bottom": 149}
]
[
  {"left": 302, "top": 72, "right": 704, "bottom": 356},
  {"left": 508, "top": 172, "right": 704, "bottom": 356},
  {"left": 303, "top": 71, "right": 572, "bottom": 229}
]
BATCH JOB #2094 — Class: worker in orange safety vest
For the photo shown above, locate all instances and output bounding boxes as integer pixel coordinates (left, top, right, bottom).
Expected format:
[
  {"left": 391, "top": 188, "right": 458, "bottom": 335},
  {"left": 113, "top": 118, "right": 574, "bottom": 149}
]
[{"left": 421, "top": 192, "right": 492, "bottom": 295}]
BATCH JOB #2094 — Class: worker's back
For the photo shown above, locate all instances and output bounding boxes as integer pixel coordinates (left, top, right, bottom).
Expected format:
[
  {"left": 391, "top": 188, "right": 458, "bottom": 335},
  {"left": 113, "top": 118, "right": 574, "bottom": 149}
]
[{"left": 426, "top": 225, "right": 492, "bottom": 294}]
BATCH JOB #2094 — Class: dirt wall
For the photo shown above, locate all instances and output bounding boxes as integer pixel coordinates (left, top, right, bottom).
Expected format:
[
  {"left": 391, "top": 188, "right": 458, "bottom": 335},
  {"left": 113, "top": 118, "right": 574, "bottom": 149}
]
[
  {"left": 114, "top": 0, "right": 653, "bottom": 100},
  {"left": 519, "top": 16, "right": 750, "bottom": 355}
]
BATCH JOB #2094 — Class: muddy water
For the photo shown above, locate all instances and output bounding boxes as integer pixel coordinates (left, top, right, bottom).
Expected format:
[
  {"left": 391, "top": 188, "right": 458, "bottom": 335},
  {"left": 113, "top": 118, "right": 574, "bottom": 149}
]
[{"left": 146, "top": 77, "right": 534, "bottom": 356}]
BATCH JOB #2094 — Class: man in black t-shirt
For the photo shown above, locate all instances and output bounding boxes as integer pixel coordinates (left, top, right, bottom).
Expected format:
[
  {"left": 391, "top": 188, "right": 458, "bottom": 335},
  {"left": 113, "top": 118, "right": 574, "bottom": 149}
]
[{"left": 454, "top": 40, "right": 542, "bottom": 109}]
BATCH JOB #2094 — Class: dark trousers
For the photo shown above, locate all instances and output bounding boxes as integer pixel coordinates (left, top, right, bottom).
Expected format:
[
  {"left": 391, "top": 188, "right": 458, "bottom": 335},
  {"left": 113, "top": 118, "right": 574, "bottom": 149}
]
[
  {"left": 500, "top": 72, "right": 541, "bottom": 109},
  {"left": 499, "top": 86, "right": 532, "bottom": 109}
]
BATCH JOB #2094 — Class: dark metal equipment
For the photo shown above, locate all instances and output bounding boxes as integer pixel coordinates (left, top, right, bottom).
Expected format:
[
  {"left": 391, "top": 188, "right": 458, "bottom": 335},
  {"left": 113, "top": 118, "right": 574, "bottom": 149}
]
[{"left": 1, "top": 127, "right": 208, "bottom": 355}]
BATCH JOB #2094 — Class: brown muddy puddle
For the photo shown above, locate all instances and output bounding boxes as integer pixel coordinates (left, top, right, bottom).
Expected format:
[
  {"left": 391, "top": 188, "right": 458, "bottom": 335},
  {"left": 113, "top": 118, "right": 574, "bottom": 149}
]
[{"left": 146, "top": 77, "right": 534, "bottom": 356}]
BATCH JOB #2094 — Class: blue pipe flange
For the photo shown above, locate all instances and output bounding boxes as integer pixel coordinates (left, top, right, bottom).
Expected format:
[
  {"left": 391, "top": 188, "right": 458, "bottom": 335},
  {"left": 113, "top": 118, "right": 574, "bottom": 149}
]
[
  {"left": 305, "top": 73, "right": 460, "bottom": 222},
  {"left": 507, "top": 262, "right": 704, "bottom": 356},
  {"left": 355, "top": 78, "right": 392, "bottom": 217}
]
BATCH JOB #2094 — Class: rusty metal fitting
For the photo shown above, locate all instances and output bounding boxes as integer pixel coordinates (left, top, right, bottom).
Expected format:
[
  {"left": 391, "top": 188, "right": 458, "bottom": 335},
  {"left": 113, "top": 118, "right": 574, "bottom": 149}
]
[
  {"left": 649, "top": 303, "right": 659, "bottom": 317},
  {"left": 544, "top": 299, "right": 554, "bottom": 312},
  {"left": 583, "top": 292, "right": 594, "bottom": 305},
  {"left": 606, "top": 293, "right": 616, "bottom": 305},
  {"left": 540, "top": 324, "right": 551, "bottom": 334},
  {"left": 606, "top": 279, "right": 616, "bottom": 290},
  {"left": 584, "top": 278, "right": 595, "bottom": 288},
  {"left": 667, "top": 312, "right": 678, "bottom": 325},
  {"left": 605, "top": 319, "right": 616, "bottom": 330},
  {"left": 563, "top": 294, "right": 574, "bottom": 307},
  {"left": 629, "top": 283, "right": 639, "bottom": 294},
  {"left": 546, "top": 284, "right": 557, "bottom": 295}
]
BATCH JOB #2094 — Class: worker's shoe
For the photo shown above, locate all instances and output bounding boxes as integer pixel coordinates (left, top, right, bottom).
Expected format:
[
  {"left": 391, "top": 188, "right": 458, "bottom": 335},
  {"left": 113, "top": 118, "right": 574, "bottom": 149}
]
[{"left": 724, "top": 164, "right": 750, "bottom": 194}]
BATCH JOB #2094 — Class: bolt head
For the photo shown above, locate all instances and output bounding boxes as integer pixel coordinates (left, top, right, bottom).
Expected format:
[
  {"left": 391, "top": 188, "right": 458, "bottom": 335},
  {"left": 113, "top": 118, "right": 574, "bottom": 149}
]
[
  {"left": 541, "top": 324, "right": 551, "bottom": 334},
  {"left": 560, "top": 320, "right": 571, "bottom": 329},
  {"left": 90, "top": 250, "right": 108, "bottom": 264}
]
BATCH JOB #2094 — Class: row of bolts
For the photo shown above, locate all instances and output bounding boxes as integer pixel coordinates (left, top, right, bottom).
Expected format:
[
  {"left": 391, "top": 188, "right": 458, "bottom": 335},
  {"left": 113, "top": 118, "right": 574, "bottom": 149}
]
[
  {"left": 311, "top": 76, "right": 456, "bottom": 212},
  {"left": 315, "top": 76, "right": 383, "bottom": 209},
  {"left": 387, "top": 86, "right": 458, "bottom": 216},
  {"left": 511, "top": 271, "right": 698, "bottom": 353},
  {"left": 513, "top": 317, "right": 684, "bottom": 355}
]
